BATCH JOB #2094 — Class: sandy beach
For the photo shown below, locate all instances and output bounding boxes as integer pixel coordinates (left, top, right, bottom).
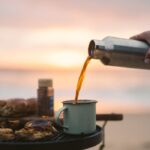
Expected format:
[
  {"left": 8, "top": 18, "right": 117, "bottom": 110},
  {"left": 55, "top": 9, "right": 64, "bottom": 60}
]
[{"left": 88, "top": 114, "right": 150, "bottom": 150}]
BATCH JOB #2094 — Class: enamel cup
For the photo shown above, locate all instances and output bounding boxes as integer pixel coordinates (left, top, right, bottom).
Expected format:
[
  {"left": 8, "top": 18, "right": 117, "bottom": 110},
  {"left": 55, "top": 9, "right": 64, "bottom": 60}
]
[{"left": 55, "top": 100, "right": 97, "bottom": 135}]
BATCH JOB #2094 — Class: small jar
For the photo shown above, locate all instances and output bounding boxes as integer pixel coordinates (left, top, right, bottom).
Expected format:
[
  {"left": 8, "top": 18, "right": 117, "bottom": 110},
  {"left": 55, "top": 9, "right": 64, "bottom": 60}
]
[{"left": 37, "top": 79, "right": 54, "bottom": 117}]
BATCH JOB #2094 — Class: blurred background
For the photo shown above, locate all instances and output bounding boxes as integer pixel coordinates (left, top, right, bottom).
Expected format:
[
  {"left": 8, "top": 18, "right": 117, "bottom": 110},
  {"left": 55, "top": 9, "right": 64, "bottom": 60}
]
[{"left": 0, "top": 0, "right": 150, "bottom": 149}]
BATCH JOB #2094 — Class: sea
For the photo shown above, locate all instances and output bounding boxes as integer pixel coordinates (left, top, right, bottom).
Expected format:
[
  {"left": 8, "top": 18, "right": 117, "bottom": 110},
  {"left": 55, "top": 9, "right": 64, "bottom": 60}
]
[{"left": 0, "top": 67, "right": 150, "bottom": 113}]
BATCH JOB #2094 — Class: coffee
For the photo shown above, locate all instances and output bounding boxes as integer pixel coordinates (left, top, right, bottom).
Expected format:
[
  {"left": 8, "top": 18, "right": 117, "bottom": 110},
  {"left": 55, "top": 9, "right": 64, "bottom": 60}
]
[
  {"left": 75, "top": 56, "right": 92, "bottom": 103},
  {"left": 55, "top": 56, "right": 97, "bottom": 135}
]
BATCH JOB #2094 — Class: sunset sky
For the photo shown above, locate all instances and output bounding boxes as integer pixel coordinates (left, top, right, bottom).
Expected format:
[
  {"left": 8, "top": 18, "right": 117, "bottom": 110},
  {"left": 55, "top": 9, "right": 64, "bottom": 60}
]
[
  {"left": 0, "top": 0, "right": 150, "bottom": 70},
  {"left": 0, "top": 0, "right": 150, "bottom": 113}
]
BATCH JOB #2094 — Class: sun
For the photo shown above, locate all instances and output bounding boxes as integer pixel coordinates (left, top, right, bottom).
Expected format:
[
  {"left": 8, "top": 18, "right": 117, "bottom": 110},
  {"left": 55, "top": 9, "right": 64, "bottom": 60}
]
[{"left": 47, "top": 50, "right": 85, "bottom": 68}]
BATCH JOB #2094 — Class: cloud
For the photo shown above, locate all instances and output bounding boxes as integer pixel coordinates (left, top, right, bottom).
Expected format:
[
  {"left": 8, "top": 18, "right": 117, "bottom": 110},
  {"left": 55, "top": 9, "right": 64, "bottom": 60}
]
[
  {"left": 0, "top": 0, "right": 150, "bottom": 70},
  {"left": 0, "top": 0, "right": 150, "bottom": 31}
]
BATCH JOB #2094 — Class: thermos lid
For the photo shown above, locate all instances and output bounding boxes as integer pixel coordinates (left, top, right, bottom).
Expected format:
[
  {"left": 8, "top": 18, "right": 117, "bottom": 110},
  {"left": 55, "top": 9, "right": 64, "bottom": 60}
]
[{"left": 38, "top": 79, "right": 53, "bottom": 87}]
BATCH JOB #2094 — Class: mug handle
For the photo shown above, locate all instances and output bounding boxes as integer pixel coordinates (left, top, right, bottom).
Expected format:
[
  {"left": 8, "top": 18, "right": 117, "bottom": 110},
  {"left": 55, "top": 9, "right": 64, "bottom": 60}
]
[{"left": 55, "top": 106, "right": 68, "bottom": 128}]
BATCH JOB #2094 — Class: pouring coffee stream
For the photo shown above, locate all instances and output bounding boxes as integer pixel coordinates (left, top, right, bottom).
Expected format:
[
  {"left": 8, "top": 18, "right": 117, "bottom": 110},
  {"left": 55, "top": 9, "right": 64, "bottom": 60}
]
[
  {"left": 75, "top": 36, "right": 150, "bottom": 103},
  {"left": 75, "top": 56, "right": 91, "bottom": 102}
]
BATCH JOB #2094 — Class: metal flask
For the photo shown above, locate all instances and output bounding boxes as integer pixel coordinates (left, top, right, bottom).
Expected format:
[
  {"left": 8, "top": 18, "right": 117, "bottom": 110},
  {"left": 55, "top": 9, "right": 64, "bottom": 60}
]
[{"left": 88, "top": 36, "right": 150, "bottom": 69}]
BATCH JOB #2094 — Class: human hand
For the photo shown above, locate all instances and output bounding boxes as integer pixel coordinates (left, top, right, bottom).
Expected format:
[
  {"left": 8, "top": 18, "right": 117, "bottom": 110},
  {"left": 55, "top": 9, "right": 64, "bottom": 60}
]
[{"left": 130, "top": 31, "right": 150, "bottom": 63}]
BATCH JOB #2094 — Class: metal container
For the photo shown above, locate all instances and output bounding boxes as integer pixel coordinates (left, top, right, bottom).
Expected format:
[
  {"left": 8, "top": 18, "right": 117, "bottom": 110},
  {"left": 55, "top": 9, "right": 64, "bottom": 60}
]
[{"left": 88, "top": 36, "right": 150, "bottom": 69}]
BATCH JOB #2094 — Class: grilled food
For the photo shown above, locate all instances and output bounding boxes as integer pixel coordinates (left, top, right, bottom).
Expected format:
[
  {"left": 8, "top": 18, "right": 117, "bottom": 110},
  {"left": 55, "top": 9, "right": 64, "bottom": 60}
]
[
  {"left": 0, "top": 100, "right": 6, "bottom": 108},
  {"left": 0, "top": 128, "right": 15, "bottom": 141},
  {"left": 0, "top": 98, "right": 58, "bottom": 142},
  {"left": 15, "top": 120, "right": 58, "bottom": 141},
  {"left": 0, "top": 99, "right": 37, "bottom": 117},
  {"left": 0, "top": 121, "right": 8, "bottom": 128},
  {"left": 15, "top": 128, "right": 53, "bottom": 141}
]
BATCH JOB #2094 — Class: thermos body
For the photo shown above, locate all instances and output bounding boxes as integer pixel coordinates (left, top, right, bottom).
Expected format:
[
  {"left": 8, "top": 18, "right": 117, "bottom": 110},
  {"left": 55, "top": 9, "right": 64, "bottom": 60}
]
[{"left": 88, "top": 36, "right": 150, "bottom": 69}]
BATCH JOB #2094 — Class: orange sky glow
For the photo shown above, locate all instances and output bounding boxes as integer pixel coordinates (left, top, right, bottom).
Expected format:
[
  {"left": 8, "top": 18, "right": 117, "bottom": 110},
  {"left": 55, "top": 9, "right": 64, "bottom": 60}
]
[
  {"left": 0, "top": 0, "right": 150, "bottom": 71},
  {"left": 0, "top": 0, "right": 150, "bottom": 113}
]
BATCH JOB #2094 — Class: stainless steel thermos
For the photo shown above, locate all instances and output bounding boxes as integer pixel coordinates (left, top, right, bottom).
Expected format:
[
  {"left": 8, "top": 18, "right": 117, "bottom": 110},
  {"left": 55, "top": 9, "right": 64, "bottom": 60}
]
[{"left": 88, "top": 36, "right": 150, "bottom": 69}]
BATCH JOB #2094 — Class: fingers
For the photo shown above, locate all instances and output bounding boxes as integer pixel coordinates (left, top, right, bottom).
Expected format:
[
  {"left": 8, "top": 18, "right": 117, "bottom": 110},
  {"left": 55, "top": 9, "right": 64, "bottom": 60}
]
[
  {"left": 130, "top": 32, "right": 147, "bottom": 41},
  {"left": 145, "top": 48, "right": 150, "bottom": 64},
  {"left": 130, "top": 31, "right": 150, "bottom": 64}
]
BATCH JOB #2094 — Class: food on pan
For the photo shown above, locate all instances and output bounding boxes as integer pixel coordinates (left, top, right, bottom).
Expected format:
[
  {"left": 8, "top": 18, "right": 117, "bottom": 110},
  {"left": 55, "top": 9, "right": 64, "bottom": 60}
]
[
  {"left": 0, "top": 98, "right": 59, "bottom": 142},
  {"left": 0, "top": 128, "right": 15, "bottom": 141},
  {"left": 0, "top": 98, "right": 37, "bottom": 117},
  {"left": 15, "top": 120, "right": 58, "bottom": 141},
  {"left": 0, "top": 119, "right": 58, "bottom": 141},
  {"left": 15, "top": 128, "right": 53, "bottom": 141},
  {"left": 0, "top": 100, "right": 6, "bottom": 108}
]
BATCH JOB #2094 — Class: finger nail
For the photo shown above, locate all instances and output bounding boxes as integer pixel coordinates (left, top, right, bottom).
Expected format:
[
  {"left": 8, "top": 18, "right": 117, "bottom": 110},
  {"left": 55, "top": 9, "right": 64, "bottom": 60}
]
[{"left": 145, "top": 58, "right": 150, "bottom": 64}]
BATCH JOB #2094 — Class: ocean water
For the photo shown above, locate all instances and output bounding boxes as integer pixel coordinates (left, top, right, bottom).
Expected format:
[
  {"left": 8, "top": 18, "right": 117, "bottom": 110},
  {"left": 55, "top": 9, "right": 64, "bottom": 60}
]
[
  {"left": 0, "top": 68, "right": 150, "bottom": 113},
  {"left": 89, "top": 114, "right": 150, "bottom": 150}
]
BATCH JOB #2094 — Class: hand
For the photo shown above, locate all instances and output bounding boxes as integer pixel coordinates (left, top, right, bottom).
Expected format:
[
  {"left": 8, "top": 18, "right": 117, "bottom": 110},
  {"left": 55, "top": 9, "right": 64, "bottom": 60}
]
[{"left": 130, "top": 31, "right": 150, "bottom": 63}]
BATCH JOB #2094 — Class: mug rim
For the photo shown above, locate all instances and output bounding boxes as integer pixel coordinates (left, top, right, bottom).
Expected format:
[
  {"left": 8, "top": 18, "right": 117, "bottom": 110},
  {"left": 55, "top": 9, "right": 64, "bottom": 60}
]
[{"left": 62, "top": 99, "right": 97, "bottom": 104}]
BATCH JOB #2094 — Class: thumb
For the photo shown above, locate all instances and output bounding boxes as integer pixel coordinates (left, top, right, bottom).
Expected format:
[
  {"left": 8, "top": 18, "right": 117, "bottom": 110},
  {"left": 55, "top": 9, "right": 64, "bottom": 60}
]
[
  {"left": 130, "top": 32, "right": 146, "bottom": 41},
  {"left": 144, "top": 48, "right": 150, "bottom": 64}
]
